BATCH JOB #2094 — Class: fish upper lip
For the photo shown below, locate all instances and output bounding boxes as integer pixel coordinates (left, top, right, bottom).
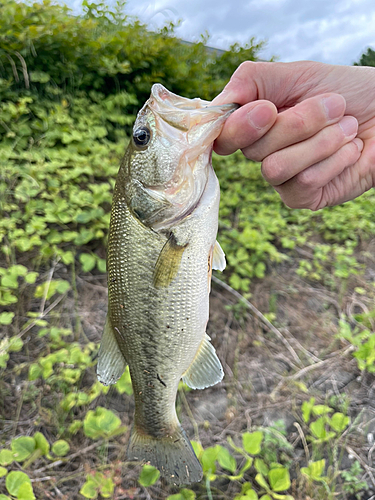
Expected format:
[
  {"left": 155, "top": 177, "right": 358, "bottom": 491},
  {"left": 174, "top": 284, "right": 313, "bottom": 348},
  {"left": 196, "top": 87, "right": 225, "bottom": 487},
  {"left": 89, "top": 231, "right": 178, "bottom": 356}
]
[{"left": 150, "top": 83, "right": 238, "bottom": 114}]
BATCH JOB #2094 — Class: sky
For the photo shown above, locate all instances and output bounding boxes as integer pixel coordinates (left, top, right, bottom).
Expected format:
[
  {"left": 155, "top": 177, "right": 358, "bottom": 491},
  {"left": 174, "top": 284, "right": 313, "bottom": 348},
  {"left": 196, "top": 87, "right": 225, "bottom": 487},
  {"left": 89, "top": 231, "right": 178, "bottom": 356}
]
[{"left": 63, "top": 0, "right": 375, "bottom": 65}]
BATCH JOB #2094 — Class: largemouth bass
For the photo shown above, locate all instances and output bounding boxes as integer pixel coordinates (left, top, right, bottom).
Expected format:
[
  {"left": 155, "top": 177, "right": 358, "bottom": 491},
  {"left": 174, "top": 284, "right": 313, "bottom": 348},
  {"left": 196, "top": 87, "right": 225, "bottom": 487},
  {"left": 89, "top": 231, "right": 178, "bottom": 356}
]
[{"left": 97, "top": 84, "right": 237, "bottom": 484}]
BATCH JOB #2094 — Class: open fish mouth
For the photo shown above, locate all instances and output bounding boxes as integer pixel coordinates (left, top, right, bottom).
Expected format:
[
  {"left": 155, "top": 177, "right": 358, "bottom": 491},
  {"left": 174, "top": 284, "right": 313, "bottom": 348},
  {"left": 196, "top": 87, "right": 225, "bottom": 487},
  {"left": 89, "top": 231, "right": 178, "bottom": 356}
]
[{"left": 148, "top": 83, "right": 239, "bottom": 136}]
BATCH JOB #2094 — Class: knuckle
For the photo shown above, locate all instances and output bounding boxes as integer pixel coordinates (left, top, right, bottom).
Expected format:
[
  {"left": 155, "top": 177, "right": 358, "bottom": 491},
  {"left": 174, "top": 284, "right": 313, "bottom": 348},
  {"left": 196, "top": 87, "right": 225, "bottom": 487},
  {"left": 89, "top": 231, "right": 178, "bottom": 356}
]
[
  {"left": 261, "top": 154, "right": 285, "bottom": 185},
  {"left": 295, "top": 168, "right": 317, "bottom": 189},
  {"left": 234, "top": 61, "right": 254, "bottom": 77},
  {"left": 289, "top": 108, "right": 308, "bottom": 133}
]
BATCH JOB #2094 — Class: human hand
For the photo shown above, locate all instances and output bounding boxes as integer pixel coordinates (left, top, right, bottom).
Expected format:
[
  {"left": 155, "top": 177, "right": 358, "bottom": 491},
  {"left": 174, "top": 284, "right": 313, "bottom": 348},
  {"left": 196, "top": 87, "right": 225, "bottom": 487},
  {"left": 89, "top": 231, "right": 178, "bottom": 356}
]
[{"left": 213, "top": 61, "right": 375, "bottom": 210}]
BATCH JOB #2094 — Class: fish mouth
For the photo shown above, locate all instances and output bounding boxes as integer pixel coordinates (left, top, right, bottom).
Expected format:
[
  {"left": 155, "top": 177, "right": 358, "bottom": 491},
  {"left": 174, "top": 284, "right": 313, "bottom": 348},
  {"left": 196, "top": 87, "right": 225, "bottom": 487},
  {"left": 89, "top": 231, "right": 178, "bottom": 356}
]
[{"left": 148, "top": 84, "right": 239, "bottom": 137}]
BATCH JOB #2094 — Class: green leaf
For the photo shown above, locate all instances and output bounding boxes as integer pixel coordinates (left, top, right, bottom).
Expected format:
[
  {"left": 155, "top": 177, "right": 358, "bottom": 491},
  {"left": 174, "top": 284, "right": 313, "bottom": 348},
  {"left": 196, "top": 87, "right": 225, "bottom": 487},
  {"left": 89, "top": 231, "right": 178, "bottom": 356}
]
[
  {"left": 217, "top": 445, "right": 236, "bottom": 473},
  {"left": 329, "top": 412, "right": 350, "bottom": 432},
  {"left": 8, "top": 337, "right": 23, "bottom": 352},
  {"left": 83, "top": 407, "right": 121, "bottom": 439},
  {"left": 0, "top": 495, "right": 10, "bottom": 499},
  {"left": 100, "top": 477, "right": 114, "bottom": 498},
  {"left": 17, "top": 482, "right": 36, "bottom": 500},
  {"left": 255, "top": 458, "right": 269, "bottom": 476},
  {"left": 167, "top": 488, "right": 196, "bottom": 500},
  {"left": 259, "top": 496, "right": 272, "bottom": 500},
  {"left": 301, "top": 397, "right": 315, "bottom": 423},
  {"left": 25, "top": 272, "right": 39, "bottom": 284},
  {"left": 268, "top": 467, "right": 291, "bottom": 491},
  {"left": 79, "top": 253, "right": 96, "bottom": 272},
  {"left": 1, "top": 275, "right": 18, "bottom": 288},
  {"left": 0, "top": 449, "right": 14, "bottom": 466},
  {"left": 243, "top": 431, "right": 263, "bottom": 455},
  {"left": 312, "top": 404, "right": 333, "bottom": 416},
  {"left": 301, "top": 460, "right": 326, "bottom": 481},
  {"left": 52, "top": 439, "right": 70, "bottom": 456},
  {"left": 80, "top": 476, "right": 98, "bottom": 499},
  {"left": 34, "top": 432, "right": 50, "bottom": 455},
  {"left": 11, "top": 437, "right": 36, "bottom": 462},
  {"left": 0, "top": 312, "right": 15, "bottom": 325},
  {"left": 255, "top": 473, "right": 269, "bottom": 490},
  {"left": 0, "top": 466, "right": 7, "bottom": 477},
  {"left": 191, "top": 441, "right": 203, "bottom": 459},
  {"left": 138, "top": 464, "right": 160, "bottom": 487},
  {"left": 6, "top": 471, "right": 32, "bottom": 496},
  {"left": 245, "top": 491, "right": 258, "bottom": 500},
  {"left": 28, "top": 363, "right": 42, "bottom": 381},
  {"left": 201, "top": 446, "right": 219, "bottom": 473},
  {"left": 115, "top": 367, "right": 133, "bottom": 395}
]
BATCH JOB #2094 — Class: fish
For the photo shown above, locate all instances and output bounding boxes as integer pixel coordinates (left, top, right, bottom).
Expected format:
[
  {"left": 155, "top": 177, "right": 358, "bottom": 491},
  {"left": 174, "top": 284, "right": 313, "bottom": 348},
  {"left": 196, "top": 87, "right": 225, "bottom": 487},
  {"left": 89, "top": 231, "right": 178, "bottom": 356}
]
[{"left": 97, "top": 83, "right": 238, "bottom": 484}]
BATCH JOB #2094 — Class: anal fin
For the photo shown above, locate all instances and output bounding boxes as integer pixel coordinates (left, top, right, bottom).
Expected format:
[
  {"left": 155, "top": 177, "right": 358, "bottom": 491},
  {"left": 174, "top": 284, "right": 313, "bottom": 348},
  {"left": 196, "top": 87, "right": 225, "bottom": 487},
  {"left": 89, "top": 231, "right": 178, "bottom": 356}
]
[
  {"left": 182, "top": 334, "right": 223, "bottom": 389},
  {"left": 97, "top": 313, "right": 127, "bottom": 386}
]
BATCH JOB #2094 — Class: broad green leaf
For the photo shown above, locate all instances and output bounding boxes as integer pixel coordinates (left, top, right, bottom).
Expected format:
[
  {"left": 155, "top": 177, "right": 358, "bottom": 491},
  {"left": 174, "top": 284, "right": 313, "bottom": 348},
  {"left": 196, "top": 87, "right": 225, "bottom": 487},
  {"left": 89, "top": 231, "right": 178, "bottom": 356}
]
[
  {"left": 8, "top": 337, "right": 23, "bottom": 352},
  {"left": 25, "top": 272, "right": 39, "bottom": 284},
  {"left": 0, "top": 466, "right": 7, "bottom": 477},
  {"left": 138, "top": 464, "right": 160, "bottom": 487},
  {"left": 242, "top": 431, "right": 263, "bottom": 455},
  {"left": 28, "top": 364, "right": 42, "bottom": 381},
  {"left": 191, "top": 441, "right": 203, "bottom": 459},
  {"left": 309, "top": 417, "right": 326, "bottom": 439},
  {"left": 259, "top": 496, "right": 272, "bottom": 500},
  {"left": 301, "top": 398, "right": 315, "bottom": 423},
  {"left": 6, "top": 471, "right": 31, "bottom": 496},
  {"left": 0, "top": 495, "right": 10, "bottom": 499},
  {"left": 115, "top": 367, "right": 133, "bottom": 395},
  {"left": 329, "top": 412, "right": 350, "bottom": 432},
  {"left": 0, "top": 312, "right": 14, "bottom": 325},
  {"left": 100, "top": 477, "right": 115, "bottom": 498},
  {"left": 52, "top": 439, "right": 70, "bottom": 456},
  {"left": 83, "top": 407, "right": 121, "bottom": 439},
  {"left": 255, "top": 473, "right": 269, "bottom": 490},
  {"left": 80, "top": 476, "right": 98, "bottom": 499},
  {"left": 167, "top": 488, "right": 196, "bottom": 500},
  {"left": 301, "top": 459, "right": 325, "bottom": 481},
  {"left": 268, "top": 467, "right": 291, "bottom": 491},
  {"left": 201, "top": 446, "right": 219, "bottom": 473},
  {"left": 11, "top": 437, "right": 36, "bottom": 462},
  {"left": 255, "top": 458, "right": 269, "bottom": 476},
  {"left": 17, "top": 482, "right": 35, "bottom": 500},
  {"left": 34, "top": 432, "right": 50, "bottom": 455},
  {"left": 216, "top": 445, "right": 236, "bottom": 473},
  {"left": 0, "top": 449, "right": 14, "bottom": 466},
  {"left": 312, "top": 404, "right": 333, "bottom": 416},
  {"left": 79, "top": 253, "right": 96, "bottom": 272}
]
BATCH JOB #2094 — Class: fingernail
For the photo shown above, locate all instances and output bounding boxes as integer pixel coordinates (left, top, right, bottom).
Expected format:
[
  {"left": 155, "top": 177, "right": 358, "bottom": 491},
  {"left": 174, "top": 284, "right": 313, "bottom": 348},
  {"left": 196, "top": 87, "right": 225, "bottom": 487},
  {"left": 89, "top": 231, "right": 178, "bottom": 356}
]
[
  {"left": 247, "top": 104, "right": 274, "bottom": 129},
  {"left": 339, "top": 116, "right": 358, "bottom": 137},
  {"left": 323, "top": 94, "right": 345, "bottom": 120},
  {"left": 353, "top": 138, "right": 364, "bottom": 152}
]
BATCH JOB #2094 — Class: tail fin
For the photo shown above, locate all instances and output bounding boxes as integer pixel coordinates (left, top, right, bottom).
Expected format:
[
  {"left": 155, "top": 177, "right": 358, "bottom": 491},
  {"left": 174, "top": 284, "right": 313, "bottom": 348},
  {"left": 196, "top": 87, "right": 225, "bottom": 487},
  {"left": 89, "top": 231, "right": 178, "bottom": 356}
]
[{"left": 127, "top": 425, "right": 203, "bottom": 485}]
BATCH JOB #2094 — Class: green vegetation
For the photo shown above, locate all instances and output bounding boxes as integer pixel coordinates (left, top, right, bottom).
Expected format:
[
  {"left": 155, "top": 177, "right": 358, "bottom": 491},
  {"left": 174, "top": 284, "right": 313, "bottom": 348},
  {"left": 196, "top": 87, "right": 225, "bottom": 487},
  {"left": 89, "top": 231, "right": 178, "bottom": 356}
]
[{"left": 1, "top": 0, "right": 375, "bottom": 498}]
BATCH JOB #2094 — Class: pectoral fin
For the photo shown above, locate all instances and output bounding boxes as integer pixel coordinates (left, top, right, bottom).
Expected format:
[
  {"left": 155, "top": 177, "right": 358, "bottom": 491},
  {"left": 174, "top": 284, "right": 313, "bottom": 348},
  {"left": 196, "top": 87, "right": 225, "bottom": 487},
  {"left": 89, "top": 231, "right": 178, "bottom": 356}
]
[
  {"left": 212, "top": 240, "right": 226, "bottom": 271},
  {"left": 153, "top": 234, "right": 188, "bottom": 289},
  {"left": 97, "top": 313, "right": 127, "bottom": 386},
  {"left": 182, "top": 334, "right": 223, "bottom": 389}
]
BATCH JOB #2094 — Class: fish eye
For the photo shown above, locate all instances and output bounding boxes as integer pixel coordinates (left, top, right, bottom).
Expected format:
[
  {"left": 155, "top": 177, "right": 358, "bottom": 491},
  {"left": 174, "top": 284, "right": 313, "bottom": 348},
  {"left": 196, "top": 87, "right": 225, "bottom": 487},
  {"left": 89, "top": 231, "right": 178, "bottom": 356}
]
[{"left": 133, "top": 126, "right": 151, "bottom": 148}]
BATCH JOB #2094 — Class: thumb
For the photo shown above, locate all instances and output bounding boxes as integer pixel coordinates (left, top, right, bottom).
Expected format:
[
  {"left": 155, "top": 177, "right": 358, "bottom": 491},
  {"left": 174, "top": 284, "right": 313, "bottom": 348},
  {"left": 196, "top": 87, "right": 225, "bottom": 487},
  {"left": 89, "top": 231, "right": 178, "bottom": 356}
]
[{"left": 212, "top": 60, "right": 322, "bottom": 107}]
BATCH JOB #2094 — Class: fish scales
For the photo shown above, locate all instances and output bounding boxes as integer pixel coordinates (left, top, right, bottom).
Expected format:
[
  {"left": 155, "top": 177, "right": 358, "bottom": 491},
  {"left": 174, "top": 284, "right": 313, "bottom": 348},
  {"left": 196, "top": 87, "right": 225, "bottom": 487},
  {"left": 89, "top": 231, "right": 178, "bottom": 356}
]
[{"left": 97, "top": 84, "right": 238, "bottom": 484}]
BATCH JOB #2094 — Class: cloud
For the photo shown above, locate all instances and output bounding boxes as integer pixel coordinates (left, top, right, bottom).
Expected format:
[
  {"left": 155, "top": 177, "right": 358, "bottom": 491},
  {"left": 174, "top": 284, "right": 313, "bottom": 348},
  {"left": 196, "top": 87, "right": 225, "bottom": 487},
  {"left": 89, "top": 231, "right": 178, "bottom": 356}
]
[{"left": 62, "top": 0, "right": 375, "bottom": 65}]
